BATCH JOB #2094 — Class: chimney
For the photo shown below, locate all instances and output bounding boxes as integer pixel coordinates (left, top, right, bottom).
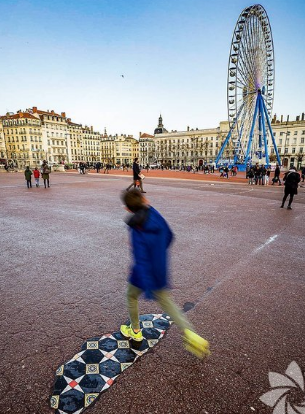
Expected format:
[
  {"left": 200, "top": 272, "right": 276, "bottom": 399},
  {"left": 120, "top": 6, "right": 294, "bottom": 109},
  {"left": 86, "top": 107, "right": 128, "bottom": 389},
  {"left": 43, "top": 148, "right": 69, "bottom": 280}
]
[
  {"left": 61, "top": 112, "right": 66, "bottom": 118},
  {"left": 32, "top": 106, "right": 37, "bottom": 113},
  {"left": 296, "top": 116, "right": 300, "bottom": 121},
  {"left": 139, "top": 131, "right": 142, "bottom": 138},
  {"left": 51, "top": 110, "right": 54, "bottom": 114},
  {"left": 281, "top": 115, "right": 283, "bottom": 123},
  {"left": 302, "top": 113, "right": 304, "bottom": 121},
  {"left": 287, "top": 115, "right": 289, "bottom": 122},
  {"left": 67, "top": 118, "right": 71, "bottom": 122},
  {"left": 187, "top": 126, "right": 190, "bottom": 131},
  {"left": 90, "top": 126, "right": 93, "bottom": 132}
]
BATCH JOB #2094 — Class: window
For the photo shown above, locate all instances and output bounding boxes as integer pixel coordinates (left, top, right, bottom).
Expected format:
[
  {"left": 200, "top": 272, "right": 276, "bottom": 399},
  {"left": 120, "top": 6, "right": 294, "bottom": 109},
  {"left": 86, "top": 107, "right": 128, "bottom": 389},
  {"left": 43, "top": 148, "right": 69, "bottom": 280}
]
[
  {"left": 294, "top": 131, "right": 298, "bottom": 135},
  {"left": 280, "top": 132, "right": 284, "bottom": 136},
  {"left": 273, "top": 132, "right": 276, "bottom": 136},
  {"left": 271, "top": 148, "right": 275, "bottom": 154},
  {"left": 300, "top": 147, "right": 303, "bottom": 153},
  {"left": 279, "top": 139, "right": 282, "bottom": 145},
  {"left": 284, "top": 148, "right": 288, "bottom": 154},
  {"left": 292, "top": 148, "right": 296, "bottom": 154},
  {"left": 301, "top": 138, "right": 304, "bottom": 144},
  {"left": 278, "top": 147, "right": 282, "bottom": 153}
]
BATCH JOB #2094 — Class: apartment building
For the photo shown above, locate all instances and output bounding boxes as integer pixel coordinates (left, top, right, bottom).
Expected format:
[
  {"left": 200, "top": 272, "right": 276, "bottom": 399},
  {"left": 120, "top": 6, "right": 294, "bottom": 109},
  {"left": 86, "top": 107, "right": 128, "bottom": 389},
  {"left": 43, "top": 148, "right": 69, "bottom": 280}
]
[
  {"left": 2, "top": 111, "right": 43, "bottom": 169},
  {"left": 139, "top": 133, "right": 155, "bottom": 166},
  {"left": 31, "top": 107, "right": 68, "bottom": 165},
  {"left": 67, "top": 119, "right": 83, "bottom": 164},
  {"left": 82, "top": 126, "right": 101, "bottom": 164},
  {"left": 0, "top": 117, "right": 7, "bottom": 162},
  {"left": 104, "top": 134, "right": 138, "bottom": 166}
]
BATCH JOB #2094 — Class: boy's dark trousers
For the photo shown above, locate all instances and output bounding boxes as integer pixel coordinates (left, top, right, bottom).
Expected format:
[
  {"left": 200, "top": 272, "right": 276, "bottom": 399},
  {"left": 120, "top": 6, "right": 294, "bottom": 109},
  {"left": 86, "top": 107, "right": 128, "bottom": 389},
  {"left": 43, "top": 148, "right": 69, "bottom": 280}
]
[{"left": 26, "top": 179, "right": 32, "bottom": 188}]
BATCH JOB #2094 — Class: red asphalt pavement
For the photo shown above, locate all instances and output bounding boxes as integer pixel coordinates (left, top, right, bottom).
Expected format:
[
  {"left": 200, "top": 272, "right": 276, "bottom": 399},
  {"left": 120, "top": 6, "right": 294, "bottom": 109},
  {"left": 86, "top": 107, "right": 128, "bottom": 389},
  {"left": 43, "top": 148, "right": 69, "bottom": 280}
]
[{"left": 0, "top": 171, "right": 304, "bottom": 414}]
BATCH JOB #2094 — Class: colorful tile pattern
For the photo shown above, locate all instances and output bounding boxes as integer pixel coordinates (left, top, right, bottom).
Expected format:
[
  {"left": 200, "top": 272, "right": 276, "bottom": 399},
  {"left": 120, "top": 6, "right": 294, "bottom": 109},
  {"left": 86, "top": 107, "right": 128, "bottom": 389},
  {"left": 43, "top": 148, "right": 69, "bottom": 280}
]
[{"left": 51, "top": 314, "right": 172, "bottom": 413}]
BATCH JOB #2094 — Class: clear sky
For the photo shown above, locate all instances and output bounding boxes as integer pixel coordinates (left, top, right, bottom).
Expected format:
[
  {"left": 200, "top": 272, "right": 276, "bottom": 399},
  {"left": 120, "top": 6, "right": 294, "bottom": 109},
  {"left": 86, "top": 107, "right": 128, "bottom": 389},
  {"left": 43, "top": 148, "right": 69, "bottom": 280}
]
[{"left": 0, "top": 0, "right": 304, "bottom": 138}]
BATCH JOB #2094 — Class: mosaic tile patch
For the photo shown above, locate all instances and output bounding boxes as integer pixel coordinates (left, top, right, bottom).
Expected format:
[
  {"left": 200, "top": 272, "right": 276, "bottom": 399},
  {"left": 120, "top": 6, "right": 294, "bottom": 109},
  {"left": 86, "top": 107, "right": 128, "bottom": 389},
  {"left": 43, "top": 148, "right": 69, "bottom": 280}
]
[{"left": 51, "top": 313, "right": 172, "bottom": 413}]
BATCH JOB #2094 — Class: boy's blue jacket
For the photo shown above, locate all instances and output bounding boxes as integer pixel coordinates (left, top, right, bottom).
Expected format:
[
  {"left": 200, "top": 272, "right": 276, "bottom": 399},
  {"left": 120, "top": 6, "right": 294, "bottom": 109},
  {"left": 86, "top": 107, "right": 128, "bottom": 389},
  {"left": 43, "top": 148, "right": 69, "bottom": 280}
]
[{"left": 127, "top": 206, "right": 174, "bottom": 298}]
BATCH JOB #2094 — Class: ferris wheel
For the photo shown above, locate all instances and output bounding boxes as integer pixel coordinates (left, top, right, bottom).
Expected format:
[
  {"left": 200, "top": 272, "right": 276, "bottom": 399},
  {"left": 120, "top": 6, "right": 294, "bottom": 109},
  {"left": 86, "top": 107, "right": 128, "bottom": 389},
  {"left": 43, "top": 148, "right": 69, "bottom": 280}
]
[{"left": 216, "top": 4, "right": 281, "bottom": 169}]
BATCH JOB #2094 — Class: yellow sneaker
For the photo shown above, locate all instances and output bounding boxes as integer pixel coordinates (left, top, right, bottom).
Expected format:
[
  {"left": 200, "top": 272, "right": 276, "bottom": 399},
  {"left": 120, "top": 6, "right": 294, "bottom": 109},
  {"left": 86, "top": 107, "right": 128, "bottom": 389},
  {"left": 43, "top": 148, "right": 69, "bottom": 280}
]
[
  {"left": 120, "top": 324, "right": 144, "bottom": 342},
  {"left": 183, "top": 329, "right": 210, "bottom": 359}
]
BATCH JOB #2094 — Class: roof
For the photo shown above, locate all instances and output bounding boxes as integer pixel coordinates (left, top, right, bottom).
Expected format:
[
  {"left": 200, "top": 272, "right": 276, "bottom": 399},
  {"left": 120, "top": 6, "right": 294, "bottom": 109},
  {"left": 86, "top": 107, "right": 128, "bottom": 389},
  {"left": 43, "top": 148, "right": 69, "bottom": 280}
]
[
  {"left": 36, "top": 109, "right": 62, "bottom": 117},
  {"left": 4, "top": 112, "right": 38, "bottom": 120},
  {"left": 140, "top": 133, "right": 154, "bottom": 138}
]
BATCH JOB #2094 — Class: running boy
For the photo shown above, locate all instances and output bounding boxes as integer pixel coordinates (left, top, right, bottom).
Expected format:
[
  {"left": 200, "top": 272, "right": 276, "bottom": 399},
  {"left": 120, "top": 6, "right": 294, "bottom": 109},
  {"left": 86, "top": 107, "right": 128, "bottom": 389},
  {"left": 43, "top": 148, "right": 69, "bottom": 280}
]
[{"left": 120, "top": 189, "right": 210, "bottom": 358}]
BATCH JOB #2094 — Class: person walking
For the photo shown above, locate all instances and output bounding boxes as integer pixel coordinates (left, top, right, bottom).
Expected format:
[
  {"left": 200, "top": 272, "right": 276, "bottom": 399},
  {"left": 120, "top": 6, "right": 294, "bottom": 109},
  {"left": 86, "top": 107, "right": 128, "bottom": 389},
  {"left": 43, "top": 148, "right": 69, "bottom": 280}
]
[
  {"left": 120, "top": 189, "right": 210, "bottom": 358},
  {"left": 280, "top": 166, "right": 301, "bottom": 210},
  {"left": 33, "top": 167, "right": 40, "bottom": 187},
  {"left": 24, "top": 166, "right": 32, "bottom": 188},
  {"left": 41, "top": 160, "right": 51, "bottom": 188},
  {"left": 126, "top": 157, "right": 146, "bottom": 193}
]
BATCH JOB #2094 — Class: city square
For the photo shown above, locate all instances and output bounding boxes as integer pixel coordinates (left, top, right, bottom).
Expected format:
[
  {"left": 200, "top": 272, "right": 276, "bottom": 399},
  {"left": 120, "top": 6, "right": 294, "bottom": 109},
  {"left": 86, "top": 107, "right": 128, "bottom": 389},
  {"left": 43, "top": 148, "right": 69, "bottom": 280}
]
[
  {"left": 1, "top": 0, "right": 305, "bottom": 413},
  {"left": 0, "top": 170, "right": 304, "bottom": 413}
]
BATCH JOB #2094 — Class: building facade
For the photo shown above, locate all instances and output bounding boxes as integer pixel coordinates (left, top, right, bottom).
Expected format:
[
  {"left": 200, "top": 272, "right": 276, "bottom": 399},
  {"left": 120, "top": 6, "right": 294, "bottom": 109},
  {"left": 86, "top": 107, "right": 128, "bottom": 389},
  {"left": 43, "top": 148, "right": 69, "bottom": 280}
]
[
  {"left": 1, "top": 108, "right": 304, "bottom": 170},
  {"left": 2, "top": 111, "right": 43, "bottom": 169},
  {"left": 139, "top": 133, "right": 155, "bottom": 166},
  {"left": 82, "top": 126, "right": 101, "bottom": 164},
  {"left": 109, "top": 134, "right": 139, "bottom": 166},
  {"left": 31, "top": 107, "right": 69, "bottom": 165}
]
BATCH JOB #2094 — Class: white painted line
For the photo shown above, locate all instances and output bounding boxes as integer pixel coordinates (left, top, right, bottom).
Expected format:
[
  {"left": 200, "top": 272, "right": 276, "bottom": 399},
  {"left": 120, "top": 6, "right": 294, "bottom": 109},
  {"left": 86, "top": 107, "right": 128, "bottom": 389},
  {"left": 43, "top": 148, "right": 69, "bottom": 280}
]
[{"left": 254, "top": 234, "right": 278, "bottom": 253}]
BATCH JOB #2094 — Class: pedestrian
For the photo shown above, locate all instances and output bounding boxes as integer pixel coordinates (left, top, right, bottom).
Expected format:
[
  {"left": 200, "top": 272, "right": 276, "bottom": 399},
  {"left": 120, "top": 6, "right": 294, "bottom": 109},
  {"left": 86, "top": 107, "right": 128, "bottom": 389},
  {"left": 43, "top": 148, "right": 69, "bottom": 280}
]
[
  {"left": 272, "top": 164, "right": 281, "bottom": 185},
  {"left": 41, "top": 160, "right": 51, "bottom": 188},
  {"left": 248, "top": 166, "right": 254, "bottom": 185},
  {"left": 79, "top": 162, "right": 85, "bottom": 174},
  {"left": 24, "top": 166, "right": 32, "bottom": 188},
  {"left": 261, "top": 165, "right": 267, "bottom": 185},
  {"left": 254, "top": 163, "right": 261, "bottom": 185},
  {"left": 96, "top": 162, "right": 101, "bottom": 173},
  {"left": 126, "top": 157, "right": 146, "bottom": 193},
  {"left": 120, "top": 189, "right": 210, "bottom": 358},
  {"left": 265, "top": 166, "right": 271, "bottom": 185},
  {"left": 33, "top": 167, "right": 40, "bottom": 187},
  {"left": 280, "top": 166, "right": 301, "bottom": 209},
  {"left": 301, "top": 166, "right": 305, "bottom": 183}
]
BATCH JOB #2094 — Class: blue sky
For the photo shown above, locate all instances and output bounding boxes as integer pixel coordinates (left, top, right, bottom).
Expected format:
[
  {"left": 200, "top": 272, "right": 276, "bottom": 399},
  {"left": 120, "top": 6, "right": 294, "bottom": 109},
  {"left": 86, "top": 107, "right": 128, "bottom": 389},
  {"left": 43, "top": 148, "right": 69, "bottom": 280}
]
[{"left": 0, "top": 0, "right": 304, "bottom": 138}]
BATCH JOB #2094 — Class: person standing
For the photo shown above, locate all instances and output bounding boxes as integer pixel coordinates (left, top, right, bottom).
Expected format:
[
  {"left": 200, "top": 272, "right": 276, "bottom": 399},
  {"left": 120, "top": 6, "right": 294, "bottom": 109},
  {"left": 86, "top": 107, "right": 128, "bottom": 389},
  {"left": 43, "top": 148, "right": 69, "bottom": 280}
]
[
  {"left": 24, "top": 166, "right": 32, "bottom": 188},
  {"left": 280, "top": 166, "right": 301, "bottom": 210},
  {"left": 261, "top": 165, "right": 267, "bottom": 185},
  {"left": 248, "top": 166, "right": 254, "bottom": 185},
  {"left": 265, "top": 166, "right": 271, "bottom": 185},
  {"left": 33, "top": 167, "right": 40, "bottom": 187},
  {"left": 126, "top": 157, "right": 146, "bottom": 193},
  {"left": 41, "top": 160, "right": 51, "bottom": 188},
  {"left": 301, "top": 166, "right": 305, "bottom": 183},
  {"left": 96, "top": 162, "right": 101, "bottom": 173},
  {"left": 272, "top": 164, "right": 281, "bottom": 185},
  {"left": 120, "top": 189, "right": 210, "bottom": 358}
]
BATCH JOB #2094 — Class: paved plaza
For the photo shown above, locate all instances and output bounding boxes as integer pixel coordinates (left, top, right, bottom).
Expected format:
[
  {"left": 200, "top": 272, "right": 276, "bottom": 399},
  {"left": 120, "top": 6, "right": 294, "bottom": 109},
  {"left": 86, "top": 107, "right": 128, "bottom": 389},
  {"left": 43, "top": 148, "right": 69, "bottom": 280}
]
[{"left": 0, "top": 171, "right": 304, "bottom": 414}]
